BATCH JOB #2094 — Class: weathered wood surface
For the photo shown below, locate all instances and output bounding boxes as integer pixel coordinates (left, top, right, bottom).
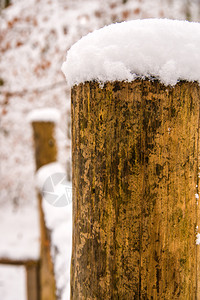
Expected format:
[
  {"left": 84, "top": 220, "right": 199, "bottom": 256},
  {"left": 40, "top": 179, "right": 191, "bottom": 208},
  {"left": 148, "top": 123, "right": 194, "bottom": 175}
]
[
  {"left": 32, "top": 121, "right": 57, "bottom": 300},
  {"left": 71, "top": 80, "right": 200, "bottom": 299}
]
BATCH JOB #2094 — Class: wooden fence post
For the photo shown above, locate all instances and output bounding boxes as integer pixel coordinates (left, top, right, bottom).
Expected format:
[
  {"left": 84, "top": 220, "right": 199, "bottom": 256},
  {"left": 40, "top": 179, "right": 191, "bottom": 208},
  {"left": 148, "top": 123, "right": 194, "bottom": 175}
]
[
  {"left": 71, "top": 80, "right": 200, "bottom": 299},
  {"left": 30, "top": 109, "right": 60, "bottom": 300}
]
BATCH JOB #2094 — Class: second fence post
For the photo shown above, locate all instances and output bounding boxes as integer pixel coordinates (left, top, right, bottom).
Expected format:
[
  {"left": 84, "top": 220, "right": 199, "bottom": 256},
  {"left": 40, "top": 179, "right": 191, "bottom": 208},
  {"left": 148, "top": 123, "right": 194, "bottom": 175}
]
[{"left": 29, "top": 108, "right": 60, "bottom": 300}]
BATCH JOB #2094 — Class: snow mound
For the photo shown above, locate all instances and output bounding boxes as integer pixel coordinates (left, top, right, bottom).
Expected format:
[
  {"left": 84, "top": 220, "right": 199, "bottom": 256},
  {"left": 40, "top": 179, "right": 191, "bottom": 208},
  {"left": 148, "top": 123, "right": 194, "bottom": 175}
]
[
  {"left": 62, "top": 19, "right": 200, "bottom": 87},
  {"left": 36, "top": 162, "right": 66, "bottom": 191},
  {"left": 27, "top": 108, "right": 60, "bottom": 123}
]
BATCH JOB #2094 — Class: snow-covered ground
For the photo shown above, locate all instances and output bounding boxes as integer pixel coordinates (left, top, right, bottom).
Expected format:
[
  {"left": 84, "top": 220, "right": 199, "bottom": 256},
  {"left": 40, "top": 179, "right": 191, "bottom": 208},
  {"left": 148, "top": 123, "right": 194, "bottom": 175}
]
[
  {"left": 0, "top": 0, "right": 199, "bottom": 299},
  {"left": 0, "top": 202, "right": 39, "bottom": 260},
  {"left": 0, "top": 265, "right": 26, "bottom": 300}
]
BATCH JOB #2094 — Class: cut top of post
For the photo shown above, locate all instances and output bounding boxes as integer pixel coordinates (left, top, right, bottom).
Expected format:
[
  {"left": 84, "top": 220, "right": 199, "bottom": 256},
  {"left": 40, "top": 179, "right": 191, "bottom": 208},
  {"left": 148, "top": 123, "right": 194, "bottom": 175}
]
[{"left": 62, "top": 19, "right": 200, "bottom": 87}]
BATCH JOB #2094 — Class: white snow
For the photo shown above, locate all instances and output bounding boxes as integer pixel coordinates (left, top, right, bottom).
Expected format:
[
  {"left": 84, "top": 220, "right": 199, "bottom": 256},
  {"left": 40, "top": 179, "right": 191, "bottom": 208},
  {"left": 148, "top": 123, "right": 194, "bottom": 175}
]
[
  {"left": 36, "top": 162, "right": 72, "bottom": 209},
  {"left": 197, "top": 233, "right": 200, "bottom": 245},
  {"left": 36, "top": 162, "right": 66, "bottom": 191},
  {"left": 0, "top": 265, "right": 27, "bottom": 300},
  {"left": 27, "top": 108, "right": 60, "bottom": 123},
  {"left": 62, "top": 19, "right": 200, "bottom": 87},
  {"left": 0, "top": 203, "right": 40, "bottom": 261}
]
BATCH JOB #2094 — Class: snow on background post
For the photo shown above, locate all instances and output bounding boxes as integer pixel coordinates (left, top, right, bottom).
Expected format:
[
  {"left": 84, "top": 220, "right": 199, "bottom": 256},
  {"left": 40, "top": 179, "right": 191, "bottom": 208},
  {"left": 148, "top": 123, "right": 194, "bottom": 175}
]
[{"left": 27, "top": 108, "right": 61, "bottom": 124}]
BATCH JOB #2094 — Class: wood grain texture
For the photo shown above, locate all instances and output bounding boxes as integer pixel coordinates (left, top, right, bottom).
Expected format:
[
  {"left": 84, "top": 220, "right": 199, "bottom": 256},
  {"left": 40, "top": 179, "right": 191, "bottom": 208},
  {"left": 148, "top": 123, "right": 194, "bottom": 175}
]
[{"left": 71, "top": 80, "right": 200, "bottom": 299}]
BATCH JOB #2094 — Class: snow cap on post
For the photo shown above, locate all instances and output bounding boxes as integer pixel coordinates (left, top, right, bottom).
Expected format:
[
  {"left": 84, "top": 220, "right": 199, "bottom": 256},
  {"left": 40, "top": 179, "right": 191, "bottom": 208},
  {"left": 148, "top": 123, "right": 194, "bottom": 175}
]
[
  {"left": 27, "top": 108, "right": 60, "bottom": 123},
  {"left": 62, "top": 19, "right": 200, "bottom": 87}
]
